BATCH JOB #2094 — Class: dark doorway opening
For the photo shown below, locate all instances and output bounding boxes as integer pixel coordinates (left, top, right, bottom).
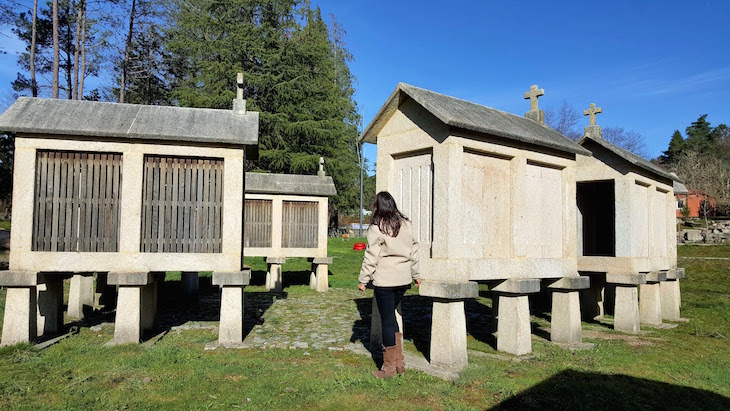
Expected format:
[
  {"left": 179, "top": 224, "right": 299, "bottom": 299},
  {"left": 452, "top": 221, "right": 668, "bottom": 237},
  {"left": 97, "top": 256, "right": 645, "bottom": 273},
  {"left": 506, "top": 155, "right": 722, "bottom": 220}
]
[{"left": 577, "top": 180, "right": 616, "bottom": 257}]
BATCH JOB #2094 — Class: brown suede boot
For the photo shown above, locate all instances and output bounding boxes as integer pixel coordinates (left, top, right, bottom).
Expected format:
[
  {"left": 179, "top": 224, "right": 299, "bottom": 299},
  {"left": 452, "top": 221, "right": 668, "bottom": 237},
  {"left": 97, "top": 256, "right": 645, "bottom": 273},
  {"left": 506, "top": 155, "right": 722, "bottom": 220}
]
[
  {"left": 395, "top": 332, "right": 405, "bottom": 376},
  {"left": 372, "top": 345, "right": 398, "bottom": 379}
]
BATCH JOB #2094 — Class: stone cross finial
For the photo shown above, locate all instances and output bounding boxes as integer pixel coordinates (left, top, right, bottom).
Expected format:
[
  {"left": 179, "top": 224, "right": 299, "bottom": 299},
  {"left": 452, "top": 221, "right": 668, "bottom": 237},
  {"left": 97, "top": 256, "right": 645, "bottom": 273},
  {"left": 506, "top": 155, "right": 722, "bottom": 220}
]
[
  {"left": 318, "top": 157, "right": 325, "bottom": 177},
  {"left": 236, "top": 72, "right": 244, "bottom": 100},
  {"left": 524, "top": 85, "right": 545, "bottom": 111},
  {"left": 584, "top": 103, "right": 602, "bottom": 126},
  {"left": 233, "top": 72, "right": 246, "bottom": 114}
]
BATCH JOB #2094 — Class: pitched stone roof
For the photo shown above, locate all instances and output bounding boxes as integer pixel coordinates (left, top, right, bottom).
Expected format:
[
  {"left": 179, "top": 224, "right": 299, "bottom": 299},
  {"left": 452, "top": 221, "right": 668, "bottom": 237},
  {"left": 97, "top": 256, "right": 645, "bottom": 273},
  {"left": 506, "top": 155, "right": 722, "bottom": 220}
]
[
  {"left": 0, "top": 97, "right": 258, "bottom": 147},
  {"left": 579, "top": 135, "right": 680, "bottom": 183},
  {"left": 246, "top": 172, "right": 337, "bottom": 196},
  {"left": 360, "top": 83, "right": 591, "bottom": 156},
  {"left": 672, "top": 174, "right": 689, "bottom": 194}
]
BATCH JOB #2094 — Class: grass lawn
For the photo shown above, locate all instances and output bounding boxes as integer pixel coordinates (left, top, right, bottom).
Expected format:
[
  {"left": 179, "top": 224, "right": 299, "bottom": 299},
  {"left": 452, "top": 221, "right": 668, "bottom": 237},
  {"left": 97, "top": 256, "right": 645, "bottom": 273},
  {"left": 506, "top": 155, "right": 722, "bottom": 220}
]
[{"left": 0, "top": 239, "right": 728, "bottom": 410}]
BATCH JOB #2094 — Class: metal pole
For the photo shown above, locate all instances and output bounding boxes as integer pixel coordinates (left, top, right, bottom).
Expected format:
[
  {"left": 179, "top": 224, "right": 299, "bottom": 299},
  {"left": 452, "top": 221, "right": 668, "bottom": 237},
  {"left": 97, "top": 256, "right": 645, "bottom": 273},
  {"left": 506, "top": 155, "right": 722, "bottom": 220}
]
[{"left": 359, "top": 106, "right": 364, "bottom": 238}]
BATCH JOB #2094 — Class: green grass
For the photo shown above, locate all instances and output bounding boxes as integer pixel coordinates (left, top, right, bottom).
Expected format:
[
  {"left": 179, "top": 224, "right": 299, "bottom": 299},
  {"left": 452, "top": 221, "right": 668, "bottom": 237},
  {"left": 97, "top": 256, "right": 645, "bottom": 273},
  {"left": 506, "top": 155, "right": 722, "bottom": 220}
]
[
  {"left": 678, "top": 243, "right": 730, "bottom": 258},
  {"left": 0, "top": 220, "right": 10, "bottom": 230},
  {"left": 0, "top": 241, "right": 728, "bottom": 409}
]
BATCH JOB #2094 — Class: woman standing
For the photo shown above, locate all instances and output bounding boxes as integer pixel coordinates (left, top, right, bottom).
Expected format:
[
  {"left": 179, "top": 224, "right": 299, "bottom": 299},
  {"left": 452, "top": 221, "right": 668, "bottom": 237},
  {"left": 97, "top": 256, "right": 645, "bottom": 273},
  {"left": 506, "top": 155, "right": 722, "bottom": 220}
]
[{"left": 358, "top": 191, "right": 421, "bottom": 378}]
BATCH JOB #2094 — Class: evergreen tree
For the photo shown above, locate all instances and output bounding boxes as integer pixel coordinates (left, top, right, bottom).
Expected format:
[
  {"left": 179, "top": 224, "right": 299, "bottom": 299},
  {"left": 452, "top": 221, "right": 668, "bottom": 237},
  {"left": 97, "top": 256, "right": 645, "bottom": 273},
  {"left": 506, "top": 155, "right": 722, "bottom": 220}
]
[
  {"left": 661, "top": 130, "right": 685, "bottom": 164},
  {"left": 685, "top": 114, "right": 714, "bottom": 153}
]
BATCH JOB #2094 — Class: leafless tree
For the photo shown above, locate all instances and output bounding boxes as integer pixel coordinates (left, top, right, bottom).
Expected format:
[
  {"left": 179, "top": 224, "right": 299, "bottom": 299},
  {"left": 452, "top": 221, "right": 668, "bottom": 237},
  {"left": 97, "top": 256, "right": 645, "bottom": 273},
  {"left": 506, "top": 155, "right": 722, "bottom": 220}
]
[
  {"left": 602, "top": 126, "right": 648, "bottom": 158},
  {"left": 30, "top": 0, "right": 38, "bottom": 97},
  {"left": 52, "top": 0, "right": 59, "bottom": 98},
  {"left": 670, "top": 149, "right": 730, "bottom": 215},
  {"left": 545, "top": 100, "right": 582, "bottom": 141}
]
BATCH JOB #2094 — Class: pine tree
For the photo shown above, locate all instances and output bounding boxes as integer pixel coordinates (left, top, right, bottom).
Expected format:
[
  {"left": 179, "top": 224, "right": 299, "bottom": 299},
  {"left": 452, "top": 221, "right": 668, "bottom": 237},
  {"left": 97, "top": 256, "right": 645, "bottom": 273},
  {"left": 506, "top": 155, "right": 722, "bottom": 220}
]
[
  {"left": 685, "top": 114, "right": 714, "bottom": 153},
  {"left": 661, "top": 130, "right": 685, "bottom": 164}
]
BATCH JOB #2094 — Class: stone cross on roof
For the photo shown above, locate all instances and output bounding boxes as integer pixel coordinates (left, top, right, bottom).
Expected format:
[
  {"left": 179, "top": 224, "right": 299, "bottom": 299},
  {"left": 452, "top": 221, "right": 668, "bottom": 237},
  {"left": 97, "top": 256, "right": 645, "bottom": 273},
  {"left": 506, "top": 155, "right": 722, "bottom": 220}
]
[
  {"left": 584, "top": 103, "right": 602, "bottom": 126},
  {"left": 524, "top": 85, "right": 545, "bottom": 111},
  {"left": 318, "top": 156, "right": 326, "bottom": 177},
  {"left": 583, "top": 103, "right": 603, "bottom": 139},
  {"left": 233, "top": 72, "right": 247, "bottom": 115}
]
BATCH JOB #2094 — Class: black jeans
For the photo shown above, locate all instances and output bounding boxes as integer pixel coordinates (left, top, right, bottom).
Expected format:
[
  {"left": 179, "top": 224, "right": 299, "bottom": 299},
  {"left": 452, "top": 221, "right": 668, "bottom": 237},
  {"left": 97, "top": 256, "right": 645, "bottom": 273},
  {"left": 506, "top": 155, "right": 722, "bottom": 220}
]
[{"left": 374, "top": 285, "right": 409, "bottom": 347}]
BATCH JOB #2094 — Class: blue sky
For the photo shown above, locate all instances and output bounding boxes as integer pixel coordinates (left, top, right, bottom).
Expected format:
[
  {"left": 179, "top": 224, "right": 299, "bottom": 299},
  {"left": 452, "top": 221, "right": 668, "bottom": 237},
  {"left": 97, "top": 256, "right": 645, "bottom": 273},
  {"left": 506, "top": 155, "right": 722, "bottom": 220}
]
[{"left": 2, "top": 1, "right": 729, "bottom": 168}]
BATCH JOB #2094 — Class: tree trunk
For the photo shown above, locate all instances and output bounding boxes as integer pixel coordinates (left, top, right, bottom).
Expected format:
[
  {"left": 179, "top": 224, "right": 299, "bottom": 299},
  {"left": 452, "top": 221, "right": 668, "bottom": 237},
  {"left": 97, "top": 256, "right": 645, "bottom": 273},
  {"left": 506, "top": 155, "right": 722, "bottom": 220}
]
[
  {"left": 73, "top": 1, "right": 81, "bottom": 99},
  {"left": 120, "top": 0, "right": 137, "bottom": 104},
  {"left": 52, "top": 0, "right": 59, "bottom": 98},
  {"left": 78, "top": 0, "right": 86, "bottom": 98},
  {"left": 30, "top": 0, "right": 38, "bottom": 97},
  {"left": 65, "top": 2, "right": 73, "bottom": 99}
]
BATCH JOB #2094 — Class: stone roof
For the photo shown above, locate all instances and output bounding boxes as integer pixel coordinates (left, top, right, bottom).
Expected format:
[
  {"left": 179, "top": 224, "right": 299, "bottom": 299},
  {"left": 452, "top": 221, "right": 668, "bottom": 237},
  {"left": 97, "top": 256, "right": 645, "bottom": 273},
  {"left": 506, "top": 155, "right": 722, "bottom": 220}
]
[
  {"left": 579, "top": 135, "right": 680, "bottom": 183},
  {"left": 246, "top": 172, "right": 337, "bottom": 196},
  {"left": 0, "top": 97, "right": 258, "bottom": 147},
  {"left": 360, "top": 83, "right": 591, "bottom": 156},
  {"left": 672, "top": 175, "right": 689, "bottom": 194}
]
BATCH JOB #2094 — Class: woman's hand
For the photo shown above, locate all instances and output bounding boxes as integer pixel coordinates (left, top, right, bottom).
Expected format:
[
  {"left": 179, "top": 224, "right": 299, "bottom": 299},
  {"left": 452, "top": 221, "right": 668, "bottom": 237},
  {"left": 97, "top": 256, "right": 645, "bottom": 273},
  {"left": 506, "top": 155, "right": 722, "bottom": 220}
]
[
  {"left": 414, "top": 278, "right": 422, "bottom": 288},
  {"left": 357, "top": 283, "right": 367, "bottom": 292}
]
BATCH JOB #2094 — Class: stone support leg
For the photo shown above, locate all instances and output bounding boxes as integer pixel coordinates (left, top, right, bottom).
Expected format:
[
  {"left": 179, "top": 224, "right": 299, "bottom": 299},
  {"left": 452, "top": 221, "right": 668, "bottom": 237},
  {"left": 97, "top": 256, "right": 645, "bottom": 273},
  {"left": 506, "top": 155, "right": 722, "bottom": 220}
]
[
  {"left": 1, "top": 287, "right": 38, "bottom": 346},
  {"left": 141, "top": 280, "right": 158, "bottom": 332},
  {"left": 37, "top": 275, "right": 64, "bottom": 337},
  {"left": 369, "top": 297, "right": 403, "bottom": 355},
  {"left": 551, "top": 291, "right": 582, "bottom": 344},
  {"left": 640, "top": 283, "right": 663, "bottom": 326},
  {"left": 181, "top": 272, "right": 200, "bottom": 301},
  {"left": 94, "top": 273, "right": 117, "bottom": 309},
  {"left": 114, "top": 286, "right": 144, "bottom": 344},
  {"left": 497, "top": 295, "right": 532, "bottom": 355},
  {"left": 430, "top": 299, "right": 468, "bottom": 370},
  {"left": 614, "top": 286, "right": 640, "bottom": 333},
  {"left": 68, "top": 272, "right": 95, "bottom": 319},
  {"left": 266, "top": 264, "right": 283, "bottom": 292},
  {"left": 581, "top": 276, "right": 605, "bottom": 320},
  {"left": 315, "top": 264, "right": 329, "bottom": 292},
  {"left": 661, "top": 280, "right": 681, "bottom": 321},
  {"left": 213, "top": 271, "right": 251, "bottom": 346}
]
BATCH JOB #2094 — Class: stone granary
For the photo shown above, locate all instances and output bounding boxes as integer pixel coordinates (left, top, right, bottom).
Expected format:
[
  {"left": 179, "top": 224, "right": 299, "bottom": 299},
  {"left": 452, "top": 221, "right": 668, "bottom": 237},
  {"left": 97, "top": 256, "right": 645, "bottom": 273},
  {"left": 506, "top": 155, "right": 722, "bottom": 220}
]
[
  {"left": 575, "top": 103, "right": 685, "bottom": 332},
  {"left": 244, "top": 163, "right": 337, "bottom": 293},
  {"left": 360, "top": 83, "right": 593, "bottom": 370},
  {"left": 0, "top": 77, "right": 259, "bottom": 347}
]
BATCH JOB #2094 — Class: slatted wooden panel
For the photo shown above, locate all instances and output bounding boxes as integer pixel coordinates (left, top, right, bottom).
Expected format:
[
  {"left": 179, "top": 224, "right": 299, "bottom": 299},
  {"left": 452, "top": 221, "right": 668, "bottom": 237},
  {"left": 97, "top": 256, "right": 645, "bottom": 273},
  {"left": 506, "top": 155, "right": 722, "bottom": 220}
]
[
  {"left": 140, "top": 156, "right": 224, "bottom": 253},
  {"left": 32, "top": 151, "right": 123, "bottom": 252},
  {"left": 281, "top": 201, "right": 318, "bottom": 248},
  {"left": 244, "top": 199, "right": 272, "bottom": 247}
]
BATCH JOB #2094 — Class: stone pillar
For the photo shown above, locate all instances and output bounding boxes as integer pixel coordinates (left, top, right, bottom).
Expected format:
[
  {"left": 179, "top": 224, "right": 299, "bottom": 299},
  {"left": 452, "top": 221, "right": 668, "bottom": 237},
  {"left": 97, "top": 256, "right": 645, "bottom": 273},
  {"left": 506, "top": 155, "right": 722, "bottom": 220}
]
[
  {"left": 37, "top": 274, "right": 65, "bottom": 337},
  {"left": 141, "top": 278, "right": 159, "bottom": 332},
  {"left": 0, "top": 271, "right": 39, "bottom": 346},
  {"left": 310, "top": 257, "right": 332, "bottom": 293},
  {"left": 419, "top": 280, "right": 478, "bottom": 371},
  {"left": 181, "top": 272, "right": 200, "bottom": 301},
  {"left": 369, "top": 297, "right": 404, "bottom": 356},
  {"left": 492, "top": 279, "right": 540, "bottom": 356},
  {"left": 580, "top": 273, "right": 605, "bottom": 320},
  {"left": 640, "top": 271, "right": 667, "bottom": 326},
  {"left": 661, "top": 268, "right": 685, "bottom": 321},
  {"left": 265, "top": 257, "right": 285, "bottom": 292},
  {"left": 213, "top": 270, "right": 251, "bottom": 346},
  {"left": 608, "top": 272, "right": 646, "bottom": 334},
  {"left": 68, "top": 272, "right": 95, "bottom": 319},
  {"left": 108, "top": 272, "right": 154, "bottom": 344},
  {"left": 548, "top": 276, "right": 590, "bottom": 345}
]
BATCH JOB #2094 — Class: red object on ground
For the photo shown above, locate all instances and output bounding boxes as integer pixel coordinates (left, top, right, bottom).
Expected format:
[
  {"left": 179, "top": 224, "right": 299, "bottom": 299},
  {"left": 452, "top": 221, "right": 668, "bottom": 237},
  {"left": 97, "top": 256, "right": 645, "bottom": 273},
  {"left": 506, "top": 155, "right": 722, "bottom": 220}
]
[{"left": 353, "top": 242, "right": 366, "bottom": 251}]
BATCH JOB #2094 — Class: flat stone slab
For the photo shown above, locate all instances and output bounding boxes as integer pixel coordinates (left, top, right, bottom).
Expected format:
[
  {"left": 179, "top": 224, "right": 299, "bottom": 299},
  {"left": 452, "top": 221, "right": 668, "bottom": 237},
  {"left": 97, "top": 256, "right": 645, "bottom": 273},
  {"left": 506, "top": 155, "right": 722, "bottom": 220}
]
[
  {"left": 643, "top": 323, "right": 678, "bottom": 330},
  {"left": 108, "top": 272, "right": 153, "bottom": 286},
  {"left": 0, "top": 271, "right": 39, "bottom": 286},
  {"left": 547, "top": 276, "right": 590, "bottom": 290},
  {"left": 645, "top": 271, "right": 667, "bottom": 283},
  {"left": 491, "top": 278, "right": 541, "bottom": 294},
  {"left": 311, "top": 257, "right": 333, "bottom": 264},
  {"left": 266, "top": 257, "right": 286, "bottom": 264},
  {"left": 212, "top": 270, "right": 251, "bottom": 286},
  {"left": 606, "top": 272, "right": 646, "bottom": 285},
  {"left": 419, "top": 280, "right": 478, "bottom": 299},
  {"left": 675, "top": 268, "right": 686, "bottom": 279}
]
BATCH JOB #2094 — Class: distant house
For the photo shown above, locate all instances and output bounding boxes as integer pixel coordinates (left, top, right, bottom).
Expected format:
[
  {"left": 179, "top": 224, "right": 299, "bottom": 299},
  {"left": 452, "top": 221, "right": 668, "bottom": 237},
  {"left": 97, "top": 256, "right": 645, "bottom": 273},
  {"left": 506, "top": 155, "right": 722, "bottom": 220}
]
[
  {"left": 685, "top": 190, "right": 717, "bottom": 217},
  {"left": 673, "top": 178, "right": 689, "bottom": 217}
]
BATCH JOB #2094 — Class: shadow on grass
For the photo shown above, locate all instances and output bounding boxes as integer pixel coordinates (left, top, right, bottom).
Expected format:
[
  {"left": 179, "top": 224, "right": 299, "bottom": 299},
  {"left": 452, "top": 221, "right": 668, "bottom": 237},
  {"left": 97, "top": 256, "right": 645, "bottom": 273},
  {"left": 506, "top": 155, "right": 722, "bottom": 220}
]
[
  {"left": 153, "top": 274, "right": 285, "bottom": 342},
  {"left": 490, "top": 369, "right": 730, "bottom": 410}
]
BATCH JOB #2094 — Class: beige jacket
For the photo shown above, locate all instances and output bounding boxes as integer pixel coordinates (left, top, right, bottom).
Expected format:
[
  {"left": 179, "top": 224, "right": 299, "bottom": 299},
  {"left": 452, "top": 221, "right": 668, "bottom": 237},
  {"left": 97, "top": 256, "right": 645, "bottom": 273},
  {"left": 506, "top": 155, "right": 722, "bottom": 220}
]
[{"left": 358, "top": 220, "right": 420, "bottom": 287}]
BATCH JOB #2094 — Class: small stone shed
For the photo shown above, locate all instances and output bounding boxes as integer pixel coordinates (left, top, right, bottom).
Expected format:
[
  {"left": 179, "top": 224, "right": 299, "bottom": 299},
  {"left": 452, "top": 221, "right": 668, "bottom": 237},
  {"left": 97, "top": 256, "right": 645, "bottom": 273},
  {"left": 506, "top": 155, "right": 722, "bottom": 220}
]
[
  {"left": 360, "top": 83, "right": 593, "bottom": 370},
  {"left": 0, "top": 91, "right": 258, "bottom": 347},
  {"left": 575, "top": 106, "right": 684, "bottom": 333},
  {"left": 244, "top": 168, "right": 337, "bottom": 292}
]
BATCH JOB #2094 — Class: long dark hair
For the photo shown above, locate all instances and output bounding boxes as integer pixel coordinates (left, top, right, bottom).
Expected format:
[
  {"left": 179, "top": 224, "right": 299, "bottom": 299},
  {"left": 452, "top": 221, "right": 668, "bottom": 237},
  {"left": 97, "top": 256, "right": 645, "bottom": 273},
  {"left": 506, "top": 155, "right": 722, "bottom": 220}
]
[{"left": 370, "top": 191, "right": 409, "bottom": 237}]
